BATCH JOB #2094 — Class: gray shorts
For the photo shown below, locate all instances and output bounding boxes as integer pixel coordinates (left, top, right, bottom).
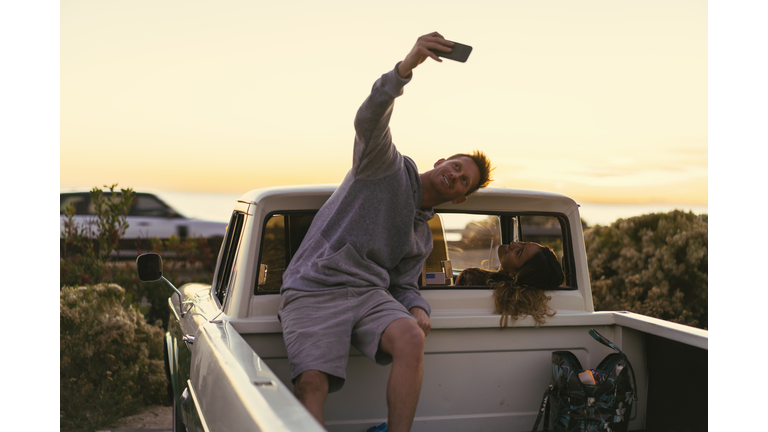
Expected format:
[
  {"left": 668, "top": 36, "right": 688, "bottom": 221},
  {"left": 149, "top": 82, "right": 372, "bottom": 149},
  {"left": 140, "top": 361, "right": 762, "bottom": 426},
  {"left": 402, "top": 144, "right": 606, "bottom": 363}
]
[{"left": 278, "top": 287, "right": 416, "bottom": 393}]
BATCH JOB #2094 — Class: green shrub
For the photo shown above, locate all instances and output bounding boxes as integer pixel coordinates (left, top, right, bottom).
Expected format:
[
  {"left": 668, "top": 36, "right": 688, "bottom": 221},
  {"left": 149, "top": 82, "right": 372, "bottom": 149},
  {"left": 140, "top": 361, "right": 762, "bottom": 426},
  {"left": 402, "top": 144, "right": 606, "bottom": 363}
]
[
  {"left": 60, "top": 183, "right": 216, "bottom": 328},
  {"left": 60, "top": 184, "right": 136, "bottom": 287},
  {"left": 584, "top": 210, "right": 708, "bottom": 329},
  {"left": 60, "top": 284, "right": 168, "bottom": 432},
  {"left": 59, "top": 183, "right": 218, "bottom": 430}
]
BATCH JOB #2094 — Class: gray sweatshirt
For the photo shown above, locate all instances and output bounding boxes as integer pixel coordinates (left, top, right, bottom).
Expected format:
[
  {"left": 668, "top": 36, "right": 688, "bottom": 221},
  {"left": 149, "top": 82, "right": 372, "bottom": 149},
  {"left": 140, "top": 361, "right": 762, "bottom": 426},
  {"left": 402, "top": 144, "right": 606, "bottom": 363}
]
[{"left": 280, "top": 64, "right": 433, "bottom": 315}]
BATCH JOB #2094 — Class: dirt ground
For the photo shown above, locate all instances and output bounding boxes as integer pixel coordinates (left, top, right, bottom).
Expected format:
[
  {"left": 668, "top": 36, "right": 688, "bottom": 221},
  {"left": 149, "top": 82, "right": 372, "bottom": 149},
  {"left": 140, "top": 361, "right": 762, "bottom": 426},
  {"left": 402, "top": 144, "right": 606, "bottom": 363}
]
[{"left": 105, "top": 405, "right": 172, "bottom": 431}]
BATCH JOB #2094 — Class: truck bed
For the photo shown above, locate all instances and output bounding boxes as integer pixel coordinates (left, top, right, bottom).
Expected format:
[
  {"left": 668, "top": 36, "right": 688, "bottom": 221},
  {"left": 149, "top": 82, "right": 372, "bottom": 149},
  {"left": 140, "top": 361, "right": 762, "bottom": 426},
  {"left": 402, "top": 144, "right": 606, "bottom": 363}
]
[{"left": 225, "top": 294, "right": 706, "bottom": 432}]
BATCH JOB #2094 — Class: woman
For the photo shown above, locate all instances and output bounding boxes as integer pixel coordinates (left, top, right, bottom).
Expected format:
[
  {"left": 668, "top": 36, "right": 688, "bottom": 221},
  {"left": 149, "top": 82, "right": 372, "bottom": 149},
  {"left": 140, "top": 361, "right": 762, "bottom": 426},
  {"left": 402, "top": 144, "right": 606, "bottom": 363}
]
[{"left": 454, "top": 242, "right": 564, "bottom": 328}]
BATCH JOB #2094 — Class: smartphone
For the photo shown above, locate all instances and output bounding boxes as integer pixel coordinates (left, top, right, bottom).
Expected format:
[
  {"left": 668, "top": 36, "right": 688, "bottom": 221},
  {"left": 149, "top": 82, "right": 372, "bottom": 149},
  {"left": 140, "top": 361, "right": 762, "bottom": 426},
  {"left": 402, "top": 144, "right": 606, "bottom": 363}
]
[{"left": 430, "top": 42, "right": 472, "bottom": 63}]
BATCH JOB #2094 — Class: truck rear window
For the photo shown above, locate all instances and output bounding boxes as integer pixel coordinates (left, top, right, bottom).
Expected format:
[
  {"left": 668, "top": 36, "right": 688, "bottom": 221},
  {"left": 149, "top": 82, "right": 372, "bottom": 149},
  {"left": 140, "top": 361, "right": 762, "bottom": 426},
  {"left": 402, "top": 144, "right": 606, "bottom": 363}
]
[
  {"left": 254, "top": 211, "right": 575, "bottom": 294},
  {"left": 256, "top": 212, "right": 317, "bottom": 293},
  {"left": 420, "top": 213, "right": 572, "bottom": 289}
]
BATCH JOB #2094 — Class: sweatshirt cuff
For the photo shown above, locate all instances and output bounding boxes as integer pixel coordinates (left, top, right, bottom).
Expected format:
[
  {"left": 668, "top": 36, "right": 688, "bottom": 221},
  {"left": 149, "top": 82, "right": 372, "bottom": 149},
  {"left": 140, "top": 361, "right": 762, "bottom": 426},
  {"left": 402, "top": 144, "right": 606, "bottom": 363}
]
[
  {"left": 392, "top": 61, "right": 413, "bottom": 85},
  {"left": 403, "top": 295, "right": 432, "bottom": 317}
]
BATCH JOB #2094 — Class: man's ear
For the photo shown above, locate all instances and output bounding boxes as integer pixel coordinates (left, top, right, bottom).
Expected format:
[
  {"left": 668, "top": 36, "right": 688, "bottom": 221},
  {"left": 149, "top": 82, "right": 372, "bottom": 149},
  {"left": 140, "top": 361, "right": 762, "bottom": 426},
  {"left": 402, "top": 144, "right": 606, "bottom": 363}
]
[
  {"left": 451, "top": 196, "right": 467, "bottom": 205},
  {"left": 434, "top": 158, "right": 446, "bottom": 168}
]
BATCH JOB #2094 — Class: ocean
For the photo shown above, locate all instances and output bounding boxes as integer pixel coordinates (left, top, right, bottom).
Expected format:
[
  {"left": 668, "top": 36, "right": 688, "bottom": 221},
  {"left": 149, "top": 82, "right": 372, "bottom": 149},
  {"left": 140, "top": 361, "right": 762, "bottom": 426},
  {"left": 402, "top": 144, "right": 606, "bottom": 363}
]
[{"left": 156, "top": 190, "right": 708, "bottom": 228}]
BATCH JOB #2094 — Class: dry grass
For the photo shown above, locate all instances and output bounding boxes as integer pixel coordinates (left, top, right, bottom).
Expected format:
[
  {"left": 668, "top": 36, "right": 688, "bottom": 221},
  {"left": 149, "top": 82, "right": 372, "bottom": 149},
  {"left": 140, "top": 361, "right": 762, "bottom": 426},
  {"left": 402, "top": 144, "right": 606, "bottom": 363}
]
[{"left": 109, "top": 405, "right": 171, "bottom": 430}]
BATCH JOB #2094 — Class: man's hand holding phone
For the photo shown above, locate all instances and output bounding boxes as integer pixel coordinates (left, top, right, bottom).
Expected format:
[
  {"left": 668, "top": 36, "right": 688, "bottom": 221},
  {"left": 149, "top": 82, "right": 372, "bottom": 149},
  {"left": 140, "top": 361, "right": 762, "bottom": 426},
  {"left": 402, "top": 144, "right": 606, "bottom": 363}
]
[{"left": 398, "top": 32, "right": 470, "bottom": 78}]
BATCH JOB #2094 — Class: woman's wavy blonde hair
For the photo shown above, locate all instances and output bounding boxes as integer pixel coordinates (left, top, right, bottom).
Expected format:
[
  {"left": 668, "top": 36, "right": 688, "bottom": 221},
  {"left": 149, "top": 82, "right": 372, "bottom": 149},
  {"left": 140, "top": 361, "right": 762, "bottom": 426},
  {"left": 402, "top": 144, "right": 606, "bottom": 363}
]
[{"left": 455, "top": 245, "right": 564, "bottom": 328}]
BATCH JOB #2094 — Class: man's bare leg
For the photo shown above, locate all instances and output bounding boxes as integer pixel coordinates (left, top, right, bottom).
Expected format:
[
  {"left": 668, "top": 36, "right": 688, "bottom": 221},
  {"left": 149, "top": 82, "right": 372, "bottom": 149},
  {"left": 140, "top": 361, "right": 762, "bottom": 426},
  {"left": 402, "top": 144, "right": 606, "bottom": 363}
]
[
  {"left": 379, "top": 318, "right": 426, "bottom": 432},
  {"left": 293, "top": 370, "right": 329, "bottom": 425}
]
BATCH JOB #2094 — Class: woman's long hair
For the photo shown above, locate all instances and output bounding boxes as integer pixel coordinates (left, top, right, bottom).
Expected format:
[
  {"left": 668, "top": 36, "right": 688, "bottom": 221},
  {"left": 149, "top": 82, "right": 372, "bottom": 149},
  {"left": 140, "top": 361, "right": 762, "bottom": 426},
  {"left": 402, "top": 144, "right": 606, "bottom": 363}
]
[{"left": 456, "top": 245, "right": 564, "bottom": 327}]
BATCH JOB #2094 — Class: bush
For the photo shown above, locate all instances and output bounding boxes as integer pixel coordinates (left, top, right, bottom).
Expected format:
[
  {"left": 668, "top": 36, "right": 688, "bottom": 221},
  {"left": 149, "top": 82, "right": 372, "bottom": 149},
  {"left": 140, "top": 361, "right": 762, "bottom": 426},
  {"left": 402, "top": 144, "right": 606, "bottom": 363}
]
[
  {"left": 59, "top": 183, "right": 218, "bottom": 429},
  {"left": 584, "top": 210, "right": 708, "bottom": 329},
  {"left": 60, "top": 184, "right": 135, "bottom": 287},
  {"left": 61, "top": 184, "right": 217, "bottom": 328},
  {"left": 60, "top": 284, "right": 168, "bottom": 431}
]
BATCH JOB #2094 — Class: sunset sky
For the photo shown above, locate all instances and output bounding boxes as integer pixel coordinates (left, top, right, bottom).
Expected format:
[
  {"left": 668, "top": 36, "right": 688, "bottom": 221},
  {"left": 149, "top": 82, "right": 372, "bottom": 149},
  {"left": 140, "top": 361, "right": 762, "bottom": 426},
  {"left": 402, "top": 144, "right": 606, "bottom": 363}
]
[{"left": 60, "top": 0, "right": 707, "bottom": 204}]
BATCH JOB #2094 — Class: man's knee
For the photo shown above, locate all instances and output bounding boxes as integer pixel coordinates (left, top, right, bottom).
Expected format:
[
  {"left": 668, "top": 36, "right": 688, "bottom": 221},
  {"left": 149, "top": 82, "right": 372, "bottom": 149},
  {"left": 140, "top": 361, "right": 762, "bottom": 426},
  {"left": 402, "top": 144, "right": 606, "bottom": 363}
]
[
  {"left": 294, "top": 370, "right": 329, "bottom": 399},
  {"left": 383, "top": 319, "right": 426, "bottom": 360}
]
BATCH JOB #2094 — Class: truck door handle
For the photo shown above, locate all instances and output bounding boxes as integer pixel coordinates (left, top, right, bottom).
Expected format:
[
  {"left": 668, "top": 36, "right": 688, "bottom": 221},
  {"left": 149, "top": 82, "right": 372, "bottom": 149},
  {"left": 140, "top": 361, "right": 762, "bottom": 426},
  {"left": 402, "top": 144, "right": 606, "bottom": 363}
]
[{"left": 183, "top": 335, "right": 195, "bottom": 344}]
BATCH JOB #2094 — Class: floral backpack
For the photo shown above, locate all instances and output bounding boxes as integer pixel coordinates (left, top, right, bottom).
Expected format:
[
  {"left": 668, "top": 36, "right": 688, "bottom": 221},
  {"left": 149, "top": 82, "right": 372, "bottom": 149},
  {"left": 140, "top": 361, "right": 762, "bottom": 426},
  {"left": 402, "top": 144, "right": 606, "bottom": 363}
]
[{"left": 532, "top": 329, "right": 638, "bottom": 432}]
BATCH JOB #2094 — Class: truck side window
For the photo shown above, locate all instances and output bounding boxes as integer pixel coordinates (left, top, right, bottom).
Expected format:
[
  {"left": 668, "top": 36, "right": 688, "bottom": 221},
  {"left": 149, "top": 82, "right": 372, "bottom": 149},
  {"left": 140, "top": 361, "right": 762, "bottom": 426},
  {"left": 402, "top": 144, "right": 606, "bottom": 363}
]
[{"left": 214, "top": 211, "right": 245, "bottom": 306}]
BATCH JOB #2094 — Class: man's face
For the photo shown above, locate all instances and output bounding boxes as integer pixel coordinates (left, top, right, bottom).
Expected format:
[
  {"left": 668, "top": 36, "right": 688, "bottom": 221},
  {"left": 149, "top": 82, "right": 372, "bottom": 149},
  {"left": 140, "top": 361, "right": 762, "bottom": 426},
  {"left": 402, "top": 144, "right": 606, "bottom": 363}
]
[{"left": 426, "top": 156, "right": 481, "bottom": 204}]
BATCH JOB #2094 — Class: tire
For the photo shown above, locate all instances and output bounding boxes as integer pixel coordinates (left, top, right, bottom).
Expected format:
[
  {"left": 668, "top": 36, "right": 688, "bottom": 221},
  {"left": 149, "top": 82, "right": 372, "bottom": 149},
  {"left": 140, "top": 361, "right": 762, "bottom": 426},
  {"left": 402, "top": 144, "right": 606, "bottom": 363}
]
[{"left": 173, "top": 398, "right": 187, "bottom": 432}]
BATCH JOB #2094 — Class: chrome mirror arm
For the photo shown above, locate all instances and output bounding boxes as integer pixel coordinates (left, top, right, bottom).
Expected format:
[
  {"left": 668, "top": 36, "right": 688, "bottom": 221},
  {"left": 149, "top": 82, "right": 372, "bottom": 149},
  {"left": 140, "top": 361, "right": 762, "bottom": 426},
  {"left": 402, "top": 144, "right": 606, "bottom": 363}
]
[{"left": 159, "top": 276, "right": 193, "bottom": 318}]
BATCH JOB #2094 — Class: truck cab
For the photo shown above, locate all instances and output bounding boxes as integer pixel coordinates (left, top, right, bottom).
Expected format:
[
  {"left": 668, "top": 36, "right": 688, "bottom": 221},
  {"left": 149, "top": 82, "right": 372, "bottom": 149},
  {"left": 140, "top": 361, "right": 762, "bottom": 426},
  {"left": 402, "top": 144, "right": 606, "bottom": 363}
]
[{"left": 146, "top": 185, "right": 707, "bottom": 432}]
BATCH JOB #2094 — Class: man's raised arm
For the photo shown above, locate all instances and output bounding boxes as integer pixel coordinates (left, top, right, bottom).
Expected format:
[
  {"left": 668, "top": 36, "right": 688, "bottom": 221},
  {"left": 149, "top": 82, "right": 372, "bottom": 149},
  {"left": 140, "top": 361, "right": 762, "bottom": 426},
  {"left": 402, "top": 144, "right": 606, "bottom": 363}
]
[{"left": 353, "top": 32, "right": 456, "bottom": 179}]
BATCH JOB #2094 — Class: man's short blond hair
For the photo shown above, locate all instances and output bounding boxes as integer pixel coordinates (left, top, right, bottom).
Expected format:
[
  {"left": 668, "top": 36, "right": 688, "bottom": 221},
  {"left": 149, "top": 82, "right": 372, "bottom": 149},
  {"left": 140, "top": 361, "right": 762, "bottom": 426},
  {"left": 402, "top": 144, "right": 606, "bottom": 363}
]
[{"left": 447, "top": 150, "right": 494, "bottom": 196}]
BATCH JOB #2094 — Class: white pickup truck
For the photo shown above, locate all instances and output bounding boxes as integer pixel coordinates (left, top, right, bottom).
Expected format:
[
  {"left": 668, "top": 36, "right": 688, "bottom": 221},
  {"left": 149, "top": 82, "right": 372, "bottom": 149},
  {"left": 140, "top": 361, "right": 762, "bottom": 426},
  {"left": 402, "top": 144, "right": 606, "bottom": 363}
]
[{"left": 138, "top": 185, "right": 708, "bottom": 432}]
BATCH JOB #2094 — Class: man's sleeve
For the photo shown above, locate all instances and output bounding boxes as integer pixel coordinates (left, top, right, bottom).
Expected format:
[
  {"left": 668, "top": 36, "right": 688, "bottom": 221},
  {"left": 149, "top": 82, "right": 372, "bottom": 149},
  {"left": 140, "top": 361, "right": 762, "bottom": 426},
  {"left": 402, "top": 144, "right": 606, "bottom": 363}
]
[
  {"left": 352, "top": 63, "right": 412, "bottom": 180},
  {"left": 388, "top": 256, "right": 432, "bottom": 316}
]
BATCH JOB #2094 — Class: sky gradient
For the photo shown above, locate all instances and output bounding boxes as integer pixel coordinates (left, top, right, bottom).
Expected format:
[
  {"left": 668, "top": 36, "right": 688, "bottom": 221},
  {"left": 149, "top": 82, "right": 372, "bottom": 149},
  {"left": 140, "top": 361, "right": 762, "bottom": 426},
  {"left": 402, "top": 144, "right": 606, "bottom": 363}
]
[{"left": 61, "top": 0, "right": 707, "bottom": 204}]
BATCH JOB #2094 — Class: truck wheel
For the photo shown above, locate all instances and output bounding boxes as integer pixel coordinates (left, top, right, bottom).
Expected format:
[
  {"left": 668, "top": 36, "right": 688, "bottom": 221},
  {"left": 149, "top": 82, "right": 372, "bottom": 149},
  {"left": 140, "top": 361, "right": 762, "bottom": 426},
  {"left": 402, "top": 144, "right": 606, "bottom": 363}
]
[{"left": 173, "top": 399, "right": 187, "bottom": 432}]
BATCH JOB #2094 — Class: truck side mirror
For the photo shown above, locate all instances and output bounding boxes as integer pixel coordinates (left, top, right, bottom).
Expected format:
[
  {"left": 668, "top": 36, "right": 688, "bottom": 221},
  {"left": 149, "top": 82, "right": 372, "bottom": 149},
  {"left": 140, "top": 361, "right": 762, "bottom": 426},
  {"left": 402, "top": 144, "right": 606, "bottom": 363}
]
[
  {"left": 137, "top": 253, "right": 163, "bottom": 282},
  {"left": 137, "top": 253, "right": 191, "bottom": 318}
]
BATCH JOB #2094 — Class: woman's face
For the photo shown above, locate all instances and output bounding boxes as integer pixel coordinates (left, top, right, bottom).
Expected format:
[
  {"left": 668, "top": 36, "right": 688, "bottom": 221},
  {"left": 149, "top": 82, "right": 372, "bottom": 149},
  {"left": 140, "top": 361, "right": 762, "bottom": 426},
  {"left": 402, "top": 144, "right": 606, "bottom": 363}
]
[{"left": 497, "top": 242, "right": 541, "bottom": 276}]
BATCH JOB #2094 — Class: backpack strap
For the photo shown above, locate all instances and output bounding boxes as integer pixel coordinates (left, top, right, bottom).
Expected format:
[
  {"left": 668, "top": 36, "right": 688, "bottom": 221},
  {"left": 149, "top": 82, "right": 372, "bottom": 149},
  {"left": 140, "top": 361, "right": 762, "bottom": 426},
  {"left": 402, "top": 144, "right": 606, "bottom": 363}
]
[
  {"left": 531, "top": 384, "right": 552, "bottom": 431},
  {"left": 589, "top": 328, "right": 639, "bottom": 406}
]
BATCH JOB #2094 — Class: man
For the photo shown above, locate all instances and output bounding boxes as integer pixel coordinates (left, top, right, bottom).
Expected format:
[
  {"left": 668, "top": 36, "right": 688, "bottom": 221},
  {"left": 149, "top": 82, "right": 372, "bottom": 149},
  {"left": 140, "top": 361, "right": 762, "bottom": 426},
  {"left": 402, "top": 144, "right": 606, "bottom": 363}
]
[{"left": 279, "top": 31, "right": 493, "bottom": 431}]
